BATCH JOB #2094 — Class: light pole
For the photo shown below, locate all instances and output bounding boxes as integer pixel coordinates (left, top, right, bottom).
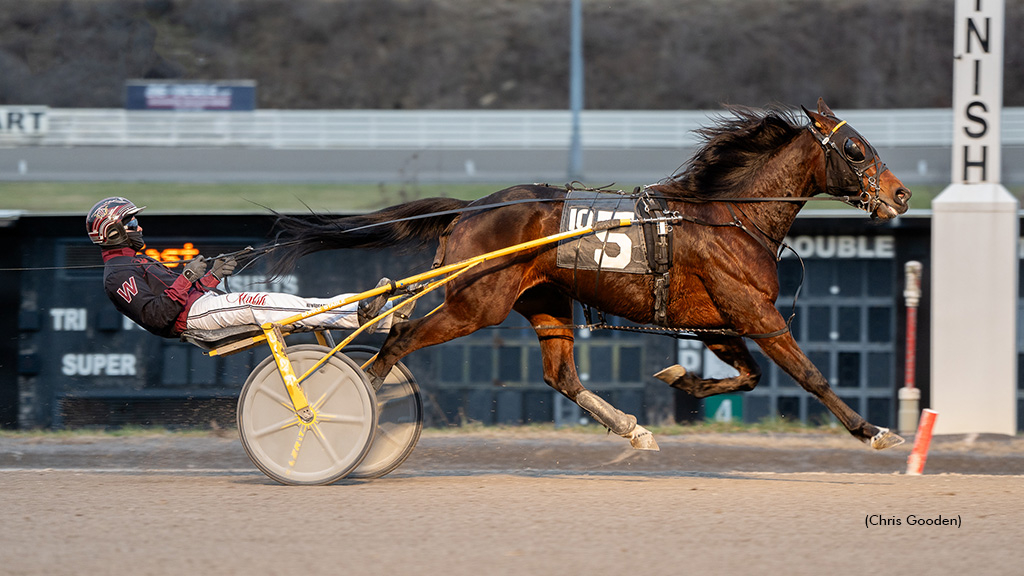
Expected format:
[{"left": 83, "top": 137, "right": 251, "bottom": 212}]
[{"left": 568, "top": 0, "right": 584, "bottom": 181}]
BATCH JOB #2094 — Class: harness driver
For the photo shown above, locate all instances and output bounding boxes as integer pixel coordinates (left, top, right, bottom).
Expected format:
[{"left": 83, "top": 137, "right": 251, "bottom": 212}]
[{"left": 87, "top": 197, "right": 391, "bottom": 338}]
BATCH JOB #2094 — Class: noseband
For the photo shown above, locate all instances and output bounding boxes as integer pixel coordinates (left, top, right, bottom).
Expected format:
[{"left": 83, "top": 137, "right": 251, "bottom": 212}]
[{"left": 809, "top": 119, "right": 889, "bottom": 214}]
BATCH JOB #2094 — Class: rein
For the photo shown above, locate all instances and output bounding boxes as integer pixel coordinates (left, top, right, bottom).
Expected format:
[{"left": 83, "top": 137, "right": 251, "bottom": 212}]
[
  {"left": 0, "top": 192, "right": 849, "bottom": 273},
  {"left": 4, "top": 188, "right": 811, "bottom": 341},
  {"left": 246, "top": 191, "right": 857, "bottom": 262}
]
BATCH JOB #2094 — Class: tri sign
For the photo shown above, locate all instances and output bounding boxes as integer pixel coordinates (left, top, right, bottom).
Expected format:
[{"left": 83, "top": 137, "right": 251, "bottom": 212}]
[{"left": 951, "top": 0, "right": 1005, "bottom": 184}]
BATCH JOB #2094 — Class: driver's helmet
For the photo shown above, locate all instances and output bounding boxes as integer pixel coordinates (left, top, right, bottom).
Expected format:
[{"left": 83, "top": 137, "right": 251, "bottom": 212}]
[{"left": 86, "top": 197, "right": 145, "bottom": 246}]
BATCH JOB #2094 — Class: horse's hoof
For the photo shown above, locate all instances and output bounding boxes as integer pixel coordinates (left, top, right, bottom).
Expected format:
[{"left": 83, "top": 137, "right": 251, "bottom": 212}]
[
  {"left": 628, "top": 425, "right": 660, "bottom": 451},
  {"left": 869, "top": 427, "right": 905, "bottom": 450},
  {"left": 654, "top": 364, "right": 686, "bottom": 385}
]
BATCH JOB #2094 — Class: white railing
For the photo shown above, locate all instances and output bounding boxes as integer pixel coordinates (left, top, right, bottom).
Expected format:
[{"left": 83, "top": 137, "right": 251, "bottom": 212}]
[{"left": 4, "top": 107, "right": 1024, "bottom": 149}]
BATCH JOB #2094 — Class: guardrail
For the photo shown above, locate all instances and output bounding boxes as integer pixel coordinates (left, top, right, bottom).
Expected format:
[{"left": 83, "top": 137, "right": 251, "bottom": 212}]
[{"left": 3, "top": 108, "right": 1024, "bottom": 149}]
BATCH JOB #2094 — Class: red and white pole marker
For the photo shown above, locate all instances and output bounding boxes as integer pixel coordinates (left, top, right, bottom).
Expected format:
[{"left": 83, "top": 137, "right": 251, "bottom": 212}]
[
  {"left": 905, "top": 409, "right": 939, "bottom": 475},
  {"left": 898, "top": 261, "right": 923, "bottom": 436}
]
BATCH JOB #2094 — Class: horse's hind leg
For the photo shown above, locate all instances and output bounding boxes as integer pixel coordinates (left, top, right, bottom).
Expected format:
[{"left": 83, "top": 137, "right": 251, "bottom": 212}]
[
  {"left": 654, "top": 335, "right": 762, "bottom": 398},
  {"left": 365, "top": 272, "right": 522, "bottom": 384},
  {"left": 514, "top": 287, "right": 658, "bottom": 451},
  {"left": 367, "top": 304, "right": 493, "bottom": 384}
]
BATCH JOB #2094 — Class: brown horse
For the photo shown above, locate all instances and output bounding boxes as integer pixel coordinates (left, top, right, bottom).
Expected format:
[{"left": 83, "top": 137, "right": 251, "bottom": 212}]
[{"left": 267, "top": 99, "right": 911, "bottom": 451}]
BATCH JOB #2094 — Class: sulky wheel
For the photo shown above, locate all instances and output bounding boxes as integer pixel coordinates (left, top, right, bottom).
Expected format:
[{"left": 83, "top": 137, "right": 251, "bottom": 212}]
[
  {"left": 237, "top": 345, "right": 377, "bottom": 486},
  {"left": 345, "top": 346, "right": 423, "bottom": 479}
]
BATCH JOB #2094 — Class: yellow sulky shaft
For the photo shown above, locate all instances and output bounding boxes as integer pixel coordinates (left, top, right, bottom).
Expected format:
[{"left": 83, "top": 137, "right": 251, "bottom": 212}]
[{"left": 261, "top": 217, "right": 632, "bottom": 414}]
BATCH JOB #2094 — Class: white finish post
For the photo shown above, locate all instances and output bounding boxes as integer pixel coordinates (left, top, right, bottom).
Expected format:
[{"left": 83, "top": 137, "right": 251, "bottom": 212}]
[{"left": 931, "top": 0, "right": 1017, "bottom": 435}]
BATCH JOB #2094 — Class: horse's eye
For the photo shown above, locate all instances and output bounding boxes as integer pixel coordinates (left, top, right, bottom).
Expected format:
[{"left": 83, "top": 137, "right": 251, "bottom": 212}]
[{"left": 843, "top": 138, "right": 866, "bottom": 162}]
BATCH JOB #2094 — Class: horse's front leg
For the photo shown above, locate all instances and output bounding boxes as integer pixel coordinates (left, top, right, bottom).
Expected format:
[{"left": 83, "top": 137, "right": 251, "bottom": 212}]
[
  {"left": 754, "top": 332, "right": 904, "bottom": 449},
  {"left": 654, "top": 335, "right": 762, "bottom": 397}
]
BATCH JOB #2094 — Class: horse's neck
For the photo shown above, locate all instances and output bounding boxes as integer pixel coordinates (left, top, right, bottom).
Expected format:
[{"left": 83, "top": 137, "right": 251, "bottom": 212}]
[{"left": 739, "top": 132, "right": 823, "bottom": 241}]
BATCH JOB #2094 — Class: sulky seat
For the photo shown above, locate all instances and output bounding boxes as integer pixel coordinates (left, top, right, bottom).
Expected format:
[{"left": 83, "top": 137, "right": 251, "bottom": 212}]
[{"left": 180, "top": 325, "right": 264, "bottom": 352}]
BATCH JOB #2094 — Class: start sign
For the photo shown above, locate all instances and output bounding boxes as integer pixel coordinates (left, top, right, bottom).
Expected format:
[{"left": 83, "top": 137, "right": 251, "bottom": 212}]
[{"left": 0, "top": 107, "right": 48, "bottom": 136}]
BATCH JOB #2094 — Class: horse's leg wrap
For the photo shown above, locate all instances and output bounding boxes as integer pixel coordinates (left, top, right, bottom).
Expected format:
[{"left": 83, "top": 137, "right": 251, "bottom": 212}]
[
  {"left": 576, "top": 391, "right": 659, "bottom": 451},
  {"left": 577, "top": 390, "right": 635, "bottom": 434}
]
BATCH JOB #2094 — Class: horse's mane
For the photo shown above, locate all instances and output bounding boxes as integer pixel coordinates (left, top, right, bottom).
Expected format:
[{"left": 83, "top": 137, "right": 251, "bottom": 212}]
[{"left": 660, "top": 106, "right": 804, "bottom": 199}]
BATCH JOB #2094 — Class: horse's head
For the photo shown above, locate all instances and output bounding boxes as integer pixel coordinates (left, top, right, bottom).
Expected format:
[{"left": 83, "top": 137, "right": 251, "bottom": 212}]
[{"left": 803, "top": 98, "right": 911, "bottom": 220}]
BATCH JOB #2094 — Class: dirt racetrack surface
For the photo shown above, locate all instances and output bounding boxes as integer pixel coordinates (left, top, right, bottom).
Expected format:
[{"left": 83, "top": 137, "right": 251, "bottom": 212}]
[{"left": 3, "top": 430, "right": 1023, "bottom": 575}]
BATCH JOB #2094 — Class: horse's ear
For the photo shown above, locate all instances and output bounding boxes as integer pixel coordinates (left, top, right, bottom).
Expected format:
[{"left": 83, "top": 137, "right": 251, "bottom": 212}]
[
  {"left": 803, "top": 105, "right": 832, "bottom": 134},
  {"left": 817, "top": 97, "right": 836, "bottom": 117}
]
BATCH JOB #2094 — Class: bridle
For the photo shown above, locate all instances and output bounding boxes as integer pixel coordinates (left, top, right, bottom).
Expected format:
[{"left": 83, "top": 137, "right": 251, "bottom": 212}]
[{"left": 807, "top": 118, "right": 890, "bottom": 215}]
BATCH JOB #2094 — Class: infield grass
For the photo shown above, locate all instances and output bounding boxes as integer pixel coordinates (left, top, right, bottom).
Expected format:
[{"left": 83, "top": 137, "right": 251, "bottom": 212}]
[{"left": 0, "top": 181, "right": 516, "bottom": 214}]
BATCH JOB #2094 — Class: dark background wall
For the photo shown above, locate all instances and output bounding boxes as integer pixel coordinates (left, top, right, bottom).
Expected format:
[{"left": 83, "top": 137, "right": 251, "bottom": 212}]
[
  {"left": 0, "top": 0, "right": 1020, "bottom": 111},
  {"left": 4, "top": 212, "right": 679, "bottom": 430},
  {"left": 2, "top": 212, "right": 947, "bottom": 431}
]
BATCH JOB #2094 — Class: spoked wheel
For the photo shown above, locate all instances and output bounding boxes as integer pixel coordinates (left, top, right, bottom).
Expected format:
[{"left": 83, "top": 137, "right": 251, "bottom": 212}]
[
  {"left": 345, "top": 346, "right": 423, "bottom": 479},
  {"left": 237, "top": 345, "right": 377, "bottom": 486}
]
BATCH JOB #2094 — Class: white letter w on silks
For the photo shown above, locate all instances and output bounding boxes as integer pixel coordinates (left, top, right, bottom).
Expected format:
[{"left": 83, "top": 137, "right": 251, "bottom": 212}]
[{"left": 117, "top": 277, "right": 139, "bottom": 303}]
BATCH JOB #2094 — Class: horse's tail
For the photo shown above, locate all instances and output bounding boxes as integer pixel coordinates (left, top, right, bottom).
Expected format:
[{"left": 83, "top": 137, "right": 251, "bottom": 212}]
[{"left": 264, "top": 197, "right": 471, "bottom": 277}]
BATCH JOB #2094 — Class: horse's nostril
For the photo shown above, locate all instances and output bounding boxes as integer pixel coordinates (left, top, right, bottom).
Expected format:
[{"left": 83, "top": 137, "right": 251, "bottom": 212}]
[{"left": 896, "top": 187, "right": 911, "bottom": 205}]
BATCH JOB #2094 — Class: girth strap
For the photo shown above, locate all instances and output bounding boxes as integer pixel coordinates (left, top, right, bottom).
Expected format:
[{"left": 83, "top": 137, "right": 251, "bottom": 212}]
[{"left": 636, "top": 187, "right": 674, "bottom": 326}]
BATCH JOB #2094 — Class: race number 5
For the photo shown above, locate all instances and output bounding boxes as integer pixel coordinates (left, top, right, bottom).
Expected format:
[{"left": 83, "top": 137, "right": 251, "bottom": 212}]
[
  {"left": 594, "top": 226, "right": 632, "bottom": 269},
  {"left": 569, "top": 207, "right": 634, "bottom": 269}
]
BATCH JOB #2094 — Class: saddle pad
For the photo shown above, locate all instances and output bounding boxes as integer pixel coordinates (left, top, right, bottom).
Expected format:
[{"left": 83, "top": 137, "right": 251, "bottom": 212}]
[{"left": 556, "top": 191, "right": 649, "bottom": 274}]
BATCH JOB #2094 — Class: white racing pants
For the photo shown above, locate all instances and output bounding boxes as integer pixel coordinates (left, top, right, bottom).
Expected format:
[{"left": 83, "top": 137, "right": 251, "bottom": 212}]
[{"left": 185, "top": 291, "right": 392, "bottom": 333}]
